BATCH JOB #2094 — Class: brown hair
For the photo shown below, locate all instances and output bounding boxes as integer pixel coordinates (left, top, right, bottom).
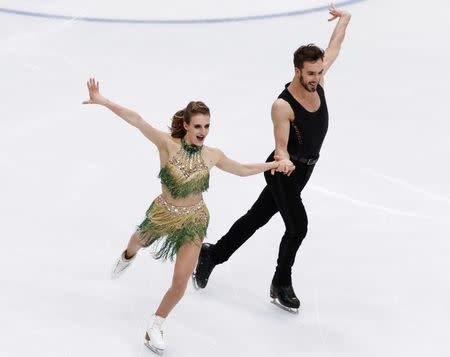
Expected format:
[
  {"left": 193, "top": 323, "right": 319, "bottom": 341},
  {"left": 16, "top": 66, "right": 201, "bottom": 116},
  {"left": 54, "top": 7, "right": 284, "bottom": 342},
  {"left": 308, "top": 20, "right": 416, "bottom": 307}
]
[
  {"left": 293, "top": 44, "right": 325, "bottom": 69},
  {"left": 170, "top": 101, "right": 210, "bottom": 138}
]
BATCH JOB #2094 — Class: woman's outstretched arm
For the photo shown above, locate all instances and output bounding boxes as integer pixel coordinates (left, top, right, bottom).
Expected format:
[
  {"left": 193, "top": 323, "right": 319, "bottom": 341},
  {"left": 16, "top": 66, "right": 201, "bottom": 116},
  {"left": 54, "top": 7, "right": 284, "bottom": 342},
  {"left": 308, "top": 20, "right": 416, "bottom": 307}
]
[
  {"left": 82, "top": 78, "right": 169, "bottom": 148},
  {"left": 212, "top": 148, "right": 294, "bottom": 177}
]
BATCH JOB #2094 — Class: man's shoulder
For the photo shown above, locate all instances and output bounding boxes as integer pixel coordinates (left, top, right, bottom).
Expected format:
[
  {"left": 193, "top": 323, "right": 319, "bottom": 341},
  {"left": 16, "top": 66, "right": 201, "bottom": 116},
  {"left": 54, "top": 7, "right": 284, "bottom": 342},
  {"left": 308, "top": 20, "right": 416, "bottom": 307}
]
[
  {"left": 272, "top": 98, "right": 291, "bottom": 111},
  {"left": 277, "top": 82, "right": 291, "bottom": 99},
  {"left": 272, "top": 98, "right": 293, "bottom": 121}
]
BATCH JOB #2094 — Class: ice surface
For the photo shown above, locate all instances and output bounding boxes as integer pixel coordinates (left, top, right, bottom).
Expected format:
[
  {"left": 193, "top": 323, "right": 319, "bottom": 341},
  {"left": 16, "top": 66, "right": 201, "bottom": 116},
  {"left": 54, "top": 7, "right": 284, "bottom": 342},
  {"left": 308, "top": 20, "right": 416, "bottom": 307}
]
[{"left": 1, "top": 1, "right": 449, "bottom": 356}]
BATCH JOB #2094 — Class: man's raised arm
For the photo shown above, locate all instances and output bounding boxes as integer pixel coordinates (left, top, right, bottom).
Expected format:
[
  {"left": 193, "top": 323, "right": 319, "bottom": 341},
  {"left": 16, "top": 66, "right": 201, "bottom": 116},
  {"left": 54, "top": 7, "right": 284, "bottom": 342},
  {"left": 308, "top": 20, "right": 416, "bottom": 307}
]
[{"left": 322, "top": 4, "right": 352, "bottom": 79}]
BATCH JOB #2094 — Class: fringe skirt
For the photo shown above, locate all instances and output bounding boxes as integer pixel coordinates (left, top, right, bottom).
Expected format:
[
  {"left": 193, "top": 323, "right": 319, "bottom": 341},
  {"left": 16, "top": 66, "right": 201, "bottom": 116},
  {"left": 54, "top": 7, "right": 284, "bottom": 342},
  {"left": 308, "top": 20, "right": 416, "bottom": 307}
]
[{"left": 137, "top": 195, "right": 209, "bottom": 260}]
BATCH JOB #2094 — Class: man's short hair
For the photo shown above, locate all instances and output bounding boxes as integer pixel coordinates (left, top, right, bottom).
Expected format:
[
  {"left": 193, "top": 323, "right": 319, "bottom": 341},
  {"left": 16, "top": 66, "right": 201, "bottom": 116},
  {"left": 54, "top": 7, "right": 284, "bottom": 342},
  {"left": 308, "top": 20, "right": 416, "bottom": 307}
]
[{"left": 293, "top": 44, "right": 325, "bottom": 69}]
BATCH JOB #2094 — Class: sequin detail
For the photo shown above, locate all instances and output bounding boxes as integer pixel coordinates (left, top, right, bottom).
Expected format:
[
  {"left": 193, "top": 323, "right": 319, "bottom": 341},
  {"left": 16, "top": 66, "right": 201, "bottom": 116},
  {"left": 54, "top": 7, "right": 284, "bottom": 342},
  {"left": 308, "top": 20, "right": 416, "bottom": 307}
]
[
  {"left": 137, "top": 195, "right": 209, "bottom": 260},
  {"left": 291, "top": 122, "right": 302, "bottom": 144},
  {"left": 159, "top": 139, "right": 209, "bottom": 198},
  {"left": 180, "top": 137, "right": 202, "bottom": 155},
  {"left": 155, "top": 195, "right": 207, "bottom": 215}
]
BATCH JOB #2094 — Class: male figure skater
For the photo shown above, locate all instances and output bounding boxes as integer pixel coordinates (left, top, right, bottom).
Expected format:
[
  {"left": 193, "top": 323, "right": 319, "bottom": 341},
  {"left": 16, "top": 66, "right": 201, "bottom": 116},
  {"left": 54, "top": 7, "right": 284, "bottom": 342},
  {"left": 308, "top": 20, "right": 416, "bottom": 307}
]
[{"left": 193, "top": 5, "right": 352, "bottom": 313}]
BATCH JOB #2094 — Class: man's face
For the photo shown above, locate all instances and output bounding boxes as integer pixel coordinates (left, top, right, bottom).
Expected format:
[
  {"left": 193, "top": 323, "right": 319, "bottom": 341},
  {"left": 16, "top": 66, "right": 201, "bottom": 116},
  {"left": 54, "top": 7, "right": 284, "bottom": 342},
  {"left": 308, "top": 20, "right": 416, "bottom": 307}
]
[{"left": 297, "top": 60, "right": 324, "bottom": 92}]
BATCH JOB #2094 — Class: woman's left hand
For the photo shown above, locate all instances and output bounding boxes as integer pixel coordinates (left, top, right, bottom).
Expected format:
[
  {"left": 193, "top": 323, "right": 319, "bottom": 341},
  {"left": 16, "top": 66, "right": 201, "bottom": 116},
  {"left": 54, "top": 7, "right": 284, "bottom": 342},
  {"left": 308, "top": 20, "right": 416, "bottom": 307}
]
[{"left": 273, "top": 155, "right": 296, "bottom": 176}]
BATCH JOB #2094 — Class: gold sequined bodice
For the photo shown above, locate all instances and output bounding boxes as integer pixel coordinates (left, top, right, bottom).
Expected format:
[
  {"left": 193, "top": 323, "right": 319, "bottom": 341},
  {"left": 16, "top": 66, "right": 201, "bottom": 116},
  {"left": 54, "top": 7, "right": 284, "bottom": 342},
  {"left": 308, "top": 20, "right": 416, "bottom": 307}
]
[{"left": 158, "top": 139, "right": 210, "bottom": 199}]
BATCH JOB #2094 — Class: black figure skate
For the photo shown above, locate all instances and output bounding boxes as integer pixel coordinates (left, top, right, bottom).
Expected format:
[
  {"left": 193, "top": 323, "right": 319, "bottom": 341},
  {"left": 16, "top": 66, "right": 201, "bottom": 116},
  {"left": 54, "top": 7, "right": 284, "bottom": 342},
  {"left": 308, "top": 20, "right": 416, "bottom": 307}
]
[
  {"left": 270, "top": 281, "right": 300, "bottom": 314},
  {"left": 192, "top": 243, "right": 216, "bottom": 290}
]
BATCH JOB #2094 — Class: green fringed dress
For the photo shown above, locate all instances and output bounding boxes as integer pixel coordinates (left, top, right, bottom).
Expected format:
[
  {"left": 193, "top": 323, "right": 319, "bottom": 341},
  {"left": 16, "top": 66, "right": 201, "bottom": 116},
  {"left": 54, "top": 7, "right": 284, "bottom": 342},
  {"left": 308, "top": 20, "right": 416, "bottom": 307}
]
[{"left": 137, "top": 138, "right": 210, "bottom": 260}]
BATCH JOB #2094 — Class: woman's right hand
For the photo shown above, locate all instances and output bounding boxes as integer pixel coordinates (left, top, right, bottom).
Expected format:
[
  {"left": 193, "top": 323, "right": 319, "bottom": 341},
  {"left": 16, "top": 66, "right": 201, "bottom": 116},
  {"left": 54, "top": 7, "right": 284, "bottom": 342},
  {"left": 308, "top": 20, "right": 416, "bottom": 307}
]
[{"left": 82, "top": 78, "right": 107, "bottom": 105}]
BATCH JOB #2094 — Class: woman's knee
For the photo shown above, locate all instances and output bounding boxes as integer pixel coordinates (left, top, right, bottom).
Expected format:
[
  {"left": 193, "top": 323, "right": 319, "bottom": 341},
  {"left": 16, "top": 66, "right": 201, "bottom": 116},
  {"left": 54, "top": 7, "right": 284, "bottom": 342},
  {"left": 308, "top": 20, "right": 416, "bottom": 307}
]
[{"left": 171, "top": 274, "right": 189, "bottom": 294}]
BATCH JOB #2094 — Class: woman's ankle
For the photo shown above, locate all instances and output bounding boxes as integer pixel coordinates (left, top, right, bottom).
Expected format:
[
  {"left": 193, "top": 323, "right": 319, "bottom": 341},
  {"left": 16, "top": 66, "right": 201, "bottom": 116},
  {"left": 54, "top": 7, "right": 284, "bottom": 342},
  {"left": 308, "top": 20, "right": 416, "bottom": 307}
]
[{"left": 124, "top": 249, "right": 136, "bottom": 260}]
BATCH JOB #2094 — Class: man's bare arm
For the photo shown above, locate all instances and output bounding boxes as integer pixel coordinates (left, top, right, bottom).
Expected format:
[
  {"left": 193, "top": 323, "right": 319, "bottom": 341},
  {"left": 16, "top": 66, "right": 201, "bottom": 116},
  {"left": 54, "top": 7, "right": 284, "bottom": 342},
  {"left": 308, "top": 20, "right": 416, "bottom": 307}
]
[
  {"left": 271, "top": 99, "right": 295, "bottom": 175},
  {"left": 322, "top": 4, "right": 352, "bottom": 80}
]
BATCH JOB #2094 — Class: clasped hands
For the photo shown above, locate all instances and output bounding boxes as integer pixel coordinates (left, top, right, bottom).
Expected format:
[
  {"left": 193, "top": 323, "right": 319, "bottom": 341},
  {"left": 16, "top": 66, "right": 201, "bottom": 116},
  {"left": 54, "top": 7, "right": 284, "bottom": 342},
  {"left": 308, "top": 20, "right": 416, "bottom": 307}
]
[{"left": 271, "top": 155, "right": 295, "bottom": 176}]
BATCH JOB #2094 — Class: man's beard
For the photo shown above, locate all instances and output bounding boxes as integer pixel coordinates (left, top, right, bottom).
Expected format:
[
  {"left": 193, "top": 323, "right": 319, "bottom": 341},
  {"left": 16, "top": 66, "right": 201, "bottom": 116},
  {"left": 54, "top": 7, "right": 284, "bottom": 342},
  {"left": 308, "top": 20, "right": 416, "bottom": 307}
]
[{"left": 299, "top": 75, "right": 317, "bottom": 93}]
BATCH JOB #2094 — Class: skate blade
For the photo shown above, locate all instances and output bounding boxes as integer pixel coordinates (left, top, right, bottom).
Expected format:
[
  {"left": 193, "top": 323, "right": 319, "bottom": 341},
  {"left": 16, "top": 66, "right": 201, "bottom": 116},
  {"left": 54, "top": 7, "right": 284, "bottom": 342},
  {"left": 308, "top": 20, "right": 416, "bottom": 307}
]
[
  {"left": 110, "top": 269, "right": 124, "bottom": 280},
  {"left": 144, "top": 341, "right": 164, "bottom": 355},
  {"left": 110, "top": 263, "right": 121, "bottom": 280},
  {"left": 271, "top": 298, "right": 299, "bottom": 314},
  {"left": 110, "top": 262, "right": 130, "bottom": 280},
  {"left": 191, "top": 273, "right": 200, "bottom": 290}
]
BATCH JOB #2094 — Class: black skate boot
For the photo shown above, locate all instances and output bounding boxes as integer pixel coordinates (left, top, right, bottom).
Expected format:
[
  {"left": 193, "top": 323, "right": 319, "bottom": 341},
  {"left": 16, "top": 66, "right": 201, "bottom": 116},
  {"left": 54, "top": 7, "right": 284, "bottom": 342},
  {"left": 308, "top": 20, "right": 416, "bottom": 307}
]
[
  {"left": 270, "top": 281, "right": 300, "bottom": 314},
  {"left": 192, "top": 243, "right": 216, "bottom": 290}
]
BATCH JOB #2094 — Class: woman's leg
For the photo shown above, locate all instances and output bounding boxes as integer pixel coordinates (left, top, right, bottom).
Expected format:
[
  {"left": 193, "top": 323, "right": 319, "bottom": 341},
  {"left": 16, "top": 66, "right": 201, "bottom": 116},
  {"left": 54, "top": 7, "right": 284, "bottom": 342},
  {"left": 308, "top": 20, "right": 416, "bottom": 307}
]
[
  {"left": 125, "top": 231, "right": 145, "bottom": 259},
  {"left": 155, "top": 238, "right": 202, "bottom": 318},
  {"left": 112, "top": 231, "right": 147, "bottom": 278}
]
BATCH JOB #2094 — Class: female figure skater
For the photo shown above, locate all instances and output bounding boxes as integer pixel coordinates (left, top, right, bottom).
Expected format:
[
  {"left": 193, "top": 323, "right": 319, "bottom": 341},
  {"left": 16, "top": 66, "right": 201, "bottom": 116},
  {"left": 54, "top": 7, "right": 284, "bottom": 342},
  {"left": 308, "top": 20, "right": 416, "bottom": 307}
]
[{"left": 82, "top": 78, "right": 293, "bottom": 354}]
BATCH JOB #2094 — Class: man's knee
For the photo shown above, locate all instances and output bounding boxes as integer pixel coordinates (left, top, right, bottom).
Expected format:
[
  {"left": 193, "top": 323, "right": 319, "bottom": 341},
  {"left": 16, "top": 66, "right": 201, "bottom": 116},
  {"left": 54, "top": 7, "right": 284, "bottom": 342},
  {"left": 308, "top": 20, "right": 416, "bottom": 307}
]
[
  {"left": 285, "top": 210, "right": 308, "bottom": 238},
  {"left": 285, "top": 223, "right": 308, "bottom": 242}
]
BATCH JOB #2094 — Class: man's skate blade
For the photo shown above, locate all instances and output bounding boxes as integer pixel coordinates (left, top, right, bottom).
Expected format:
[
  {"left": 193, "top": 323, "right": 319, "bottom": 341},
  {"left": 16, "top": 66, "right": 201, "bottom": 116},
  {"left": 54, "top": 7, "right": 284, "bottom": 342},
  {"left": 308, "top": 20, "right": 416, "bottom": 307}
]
[
  {"left": 271, "top": 298, "right": 299, "bottom": 314},
  {"left": 191, "top": 273, "right": 200, "bottom": 290},
  {"left": 144, "top": 341, "right": 164, "bottom": 355}
]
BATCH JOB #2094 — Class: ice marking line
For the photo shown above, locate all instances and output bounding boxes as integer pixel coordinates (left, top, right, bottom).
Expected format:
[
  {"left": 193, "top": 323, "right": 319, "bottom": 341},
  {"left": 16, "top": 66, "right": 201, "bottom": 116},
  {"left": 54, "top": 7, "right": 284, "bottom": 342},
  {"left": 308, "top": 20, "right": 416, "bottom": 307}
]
[
  {"left": 313, "top": 287, "right": 331, "bottom": 356},
  {"left": 2, "top": 7, "right": 91, "bottom": 72},
  {"left": 0, "top": 0, "right": 365, "bottom": 25},
  {"left": 4, "top": 6, "right": 89, "bottom": 45},
  {"left": 362, "top": 168, "right": 450, "bottom": 206},
  {"left": 308, "top": 184, "right": 434, "bottom": 220}
]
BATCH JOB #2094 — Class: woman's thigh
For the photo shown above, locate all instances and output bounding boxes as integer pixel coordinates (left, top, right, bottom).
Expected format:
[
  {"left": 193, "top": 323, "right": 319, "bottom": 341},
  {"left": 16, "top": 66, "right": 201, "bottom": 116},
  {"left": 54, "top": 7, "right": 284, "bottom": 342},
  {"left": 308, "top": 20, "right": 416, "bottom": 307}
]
[{"left": 172, "top": 238, "right": 202, "bottom": 284}]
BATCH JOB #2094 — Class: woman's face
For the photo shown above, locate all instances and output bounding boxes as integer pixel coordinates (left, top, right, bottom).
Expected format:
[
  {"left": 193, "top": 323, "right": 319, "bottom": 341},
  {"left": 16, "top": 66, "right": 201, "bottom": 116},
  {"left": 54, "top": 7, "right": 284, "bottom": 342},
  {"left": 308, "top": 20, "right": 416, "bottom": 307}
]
[{"left": 183, "top": 114, "right": 210, "bottom": 146}]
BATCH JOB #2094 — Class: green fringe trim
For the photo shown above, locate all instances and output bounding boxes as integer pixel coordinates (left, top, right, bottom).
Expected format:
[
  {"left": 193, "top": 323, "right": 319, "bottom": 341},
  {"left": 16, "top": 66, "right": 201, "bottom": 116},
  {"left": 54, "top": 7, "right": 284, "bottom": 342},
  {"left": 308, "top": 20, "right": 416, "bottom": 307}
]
[
  {"left": 138, "top": 217, "right": 208, "bottom": 261},
  {"left": 158, "top": 166, "right": 209, "bottom": 198},
  {"left": 181, "top": 137, "right": 203, "bottom": 155}
]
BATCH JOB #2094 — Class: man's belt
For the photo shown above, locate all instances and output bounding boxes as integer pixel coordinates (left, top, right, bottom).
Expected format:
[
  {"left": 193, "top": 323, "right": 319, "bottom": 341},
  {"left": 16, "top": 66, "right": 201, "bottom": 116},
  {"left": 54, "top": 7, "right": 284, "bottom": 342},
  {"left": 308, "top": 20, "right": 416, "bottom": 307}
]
[
  {"left": 298, "top": 157, "right": 318, "bottom": 165},
  {"left": 290, "top": 154, "right": 319, "bottom": 165}
]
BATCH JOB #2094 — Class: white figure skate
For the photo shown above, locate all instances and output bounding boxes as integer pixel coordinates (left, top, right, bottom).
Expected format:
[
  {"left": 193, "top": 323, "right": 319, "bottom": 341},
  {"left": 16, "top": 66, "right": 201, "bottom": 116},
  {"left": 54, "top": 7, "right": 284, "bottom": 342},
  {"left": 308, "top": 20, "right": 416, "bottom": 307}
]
[
  {"left": 111, "top": 250, "right": 135, "bottom": 279},
  {"left": 144, "top": 315, "right": 166, "bottom": 355}
]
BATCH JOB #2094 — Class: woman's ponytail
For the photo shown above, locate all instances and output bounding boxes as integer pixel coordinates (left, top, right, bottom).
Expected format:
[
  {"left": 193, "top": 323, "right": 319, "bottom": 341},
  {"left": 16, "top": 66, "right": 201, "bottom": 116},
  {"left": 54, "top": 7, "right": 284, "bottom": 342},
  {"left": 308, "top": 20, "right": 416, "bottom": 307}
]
[{"left": 170, "top": 109, "right": 186, "bottom": 138}]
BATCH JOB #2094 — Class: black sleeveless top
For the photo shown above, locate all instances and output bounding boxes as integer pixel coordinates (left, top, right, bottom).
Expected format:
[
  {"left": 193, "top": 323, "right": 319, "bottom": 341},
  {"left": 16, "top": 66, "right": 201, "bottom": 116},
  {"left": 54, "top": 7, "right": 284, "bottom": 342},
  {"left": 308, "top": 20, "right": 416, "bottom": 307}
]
[{"left": 278, "top": 82, "right": 329, "bottom": 160}]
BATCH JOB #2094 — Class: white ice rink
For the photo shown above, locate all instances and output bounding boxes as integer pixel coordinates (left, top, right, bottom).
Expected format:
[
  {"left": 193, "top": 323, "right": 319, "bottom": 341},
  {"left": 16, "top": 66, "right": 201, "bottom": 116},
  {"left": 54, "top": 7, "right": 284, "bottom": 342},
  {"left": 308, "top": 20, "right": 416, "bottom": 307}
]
[{"left": 1, "top": 1, "right": 449, "bottom": 356}]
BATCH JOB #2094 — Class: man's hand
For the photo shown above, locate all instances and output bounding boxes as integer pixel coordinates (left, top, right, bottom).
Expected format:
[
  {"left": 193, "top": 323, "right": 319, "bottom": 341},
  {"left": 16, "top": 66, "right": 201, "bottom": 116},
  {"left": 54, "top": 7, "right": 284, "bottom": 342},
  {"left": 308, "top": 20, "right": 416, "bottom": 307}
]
[
  {"left": 272, "top": 155, "right": 296, "bottom": 176},
  {"left": 322, "top": 3, "right": 351, "bottom": 78},
  {"left": 328, "top": 3, "right": 351, "bottom": 22}
]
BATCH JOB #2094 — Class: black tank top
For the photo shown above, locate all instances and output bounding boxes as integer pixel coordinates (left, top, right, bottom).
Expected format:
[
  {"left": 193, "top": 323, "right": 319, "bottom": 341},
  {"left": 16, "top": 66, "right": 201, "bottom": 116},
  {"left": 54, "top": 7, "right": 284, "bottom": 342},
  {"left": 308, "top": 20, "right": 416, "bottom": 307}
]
[{"left": 278, "top": 82, "right": 329, "bottom": 159}]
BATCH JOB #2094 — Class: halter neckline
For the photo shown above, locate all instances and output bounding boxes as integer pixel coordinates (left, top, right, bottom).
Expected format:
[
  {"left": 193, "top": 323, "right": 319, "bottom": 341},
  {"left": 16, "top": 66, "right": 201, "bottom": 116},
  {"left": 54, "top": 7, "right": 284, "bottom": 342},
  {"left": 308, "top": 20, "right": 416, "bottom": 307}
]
[{"left": 181, "top": 137, "right": 203, "bottom": 155}]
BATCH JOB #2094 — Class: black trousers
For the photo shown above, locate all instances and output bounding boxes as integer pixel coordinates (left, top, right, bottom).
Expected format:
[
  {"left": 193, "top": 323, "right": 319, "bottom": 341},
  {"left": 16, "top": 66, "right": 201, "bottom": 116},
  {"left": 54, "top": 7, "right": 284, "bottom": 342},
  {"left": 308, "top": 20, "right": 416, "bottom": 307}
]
[{"left": 210, "top": 154, "right": 315, "bottom": 285}]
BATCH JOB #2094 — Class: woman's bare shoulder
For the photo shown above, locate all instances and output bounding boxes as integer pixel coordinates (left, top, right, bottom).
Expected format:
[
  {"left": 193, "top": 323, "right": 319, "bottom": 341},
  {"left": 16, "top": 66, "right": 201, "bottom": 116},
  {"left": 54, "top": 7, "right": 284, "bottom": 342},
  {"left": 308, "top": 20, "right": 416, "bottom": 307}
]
[{"left": 202, "top": 145, "right": 223, "bottom": 167}]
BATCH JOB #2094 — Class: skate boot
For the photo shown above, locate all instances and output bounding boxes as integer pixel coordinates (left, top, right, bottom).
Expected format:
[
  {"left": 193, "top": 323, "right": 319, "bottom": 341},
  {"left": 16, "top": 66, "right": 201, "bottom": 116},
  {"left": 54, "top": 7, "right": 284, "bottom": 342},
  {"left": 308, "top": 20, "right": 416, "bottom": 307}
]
[
  {"left": 144, "top": 315, "right": 166, "bottom": 355},
  {"left": 270, "top": 281, "right": 300, "bottom": 314},
  {"left": 192, "top": 243, "right": 216, "bottom": 289},
  {"left": 111, "top": 250, "right": 136, "bottom": 279}
]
